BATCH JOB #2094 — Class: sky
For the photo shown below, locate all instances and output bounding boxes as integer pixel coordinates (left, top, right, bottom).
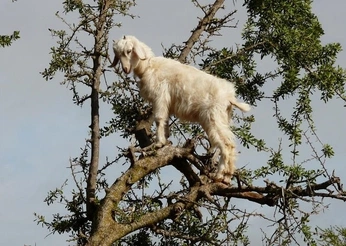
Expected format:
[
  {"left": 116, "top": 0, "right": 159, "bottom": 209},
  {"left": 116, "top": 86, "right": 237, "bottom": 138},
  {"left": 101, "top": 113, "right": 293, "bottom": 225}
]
[{"left": 0, "top": 0, "right": 346, "bottom": 245}]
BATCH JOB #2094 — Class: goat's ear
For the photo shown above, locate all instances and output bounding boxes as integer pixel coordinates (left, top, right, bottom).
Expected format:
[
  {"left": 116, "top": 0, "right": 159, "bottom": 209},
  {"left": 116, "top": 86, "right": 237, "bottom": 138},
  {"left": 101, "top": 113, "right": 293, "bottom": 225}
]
[
  {"left": 133, "top": 42, "right": 147, "bottom": 60},
  {"left": 108, "top": 56, "right": 119, "bottom": 68}
]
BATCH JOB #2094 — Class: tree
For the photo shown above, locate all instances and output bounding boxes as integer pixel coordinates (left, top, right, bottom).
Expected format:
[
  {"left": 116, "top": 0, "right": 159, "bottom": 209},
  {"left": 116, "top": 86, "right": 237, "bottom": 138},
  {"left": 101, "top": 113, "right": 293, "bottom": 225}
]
[
  {"left": 1, "top": 1, "right": 20, "bottom": 47},
  {"left": 36, "top": 0, "right": 346, "bottom": 245}
]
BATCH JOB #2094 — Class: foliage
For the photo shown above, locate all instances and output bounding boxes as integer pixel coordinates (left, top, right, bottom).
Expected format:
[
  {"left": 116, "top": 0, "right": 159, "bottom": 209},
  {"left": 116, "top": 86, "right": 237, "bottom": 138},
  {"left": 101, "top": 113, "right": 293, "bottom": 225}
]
[
  {"left": 1, "top": 1, "right": 20, "bottom": 48},
  {"left": 35, "top": 0, "right": 346, "bottom": 245},
  {"left": 317, "top": 226, "right": 346, "bottom": 246},
  {"left": 0, "top": 31, "right": 20, "bottom": 48}
]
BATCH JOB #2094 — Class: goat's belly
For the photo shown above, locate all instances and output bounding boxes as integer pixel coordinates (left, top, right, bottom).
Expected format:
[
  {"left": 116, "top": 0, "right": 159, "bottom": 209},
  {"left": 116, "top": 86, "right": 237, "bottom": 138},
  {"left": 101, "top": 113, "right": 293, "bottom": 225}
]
[{"left": 171, "top": 106, "right": 200, "bottom": 123}]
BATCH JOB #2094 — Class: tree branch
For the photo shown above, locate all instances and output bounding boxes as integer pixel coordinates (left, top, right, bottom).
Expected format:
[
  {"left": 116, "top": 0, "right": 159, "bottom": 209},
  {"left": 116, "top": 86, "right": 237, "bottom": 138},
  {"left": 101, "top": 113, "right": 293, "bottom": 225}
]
[
  {"left": 204, "top": 40, "right": 268, "bottom": 72},
  {"left": 86, "top": 0, "right": 111, "bottom": 220},
  {"left": 178, "top": 0, "right": 225, "bottom": 63},
  {"left": 85, "top": 135, "right": 346, "bottom": 245}
]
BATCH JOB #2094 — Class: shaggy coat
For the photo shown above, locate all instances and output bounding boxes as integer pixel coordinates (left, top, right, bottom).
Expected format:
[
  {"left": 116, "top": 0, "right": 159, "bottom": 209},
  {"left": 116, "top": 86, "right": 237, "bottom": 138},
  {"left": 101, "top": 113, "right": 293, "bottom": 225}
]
[{"left": 110, "top": 35, "right": 250, "bottom": 184}]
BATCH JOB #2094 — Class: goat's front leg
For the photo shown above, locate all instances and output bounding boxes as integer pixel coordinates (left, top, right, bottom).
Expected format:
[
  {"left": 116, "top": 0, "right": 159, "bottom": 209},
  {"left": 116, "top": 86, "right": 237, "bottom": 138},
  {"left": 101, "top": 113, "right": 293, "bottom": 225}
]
[
  {"left": 155, "top": 117, "right": 169, "bottom": 148},
  {"left": 141, "top": 103, "right": 170, "bottom": 152},
  {"left": 152, "top": 102, "right": 170, "bottom": 148},
  {"left": 153, "top": 101, "right": 170, "bottom": 148},
  {"left": 141, "top": 118, "right": 169, "bottom": 152}
]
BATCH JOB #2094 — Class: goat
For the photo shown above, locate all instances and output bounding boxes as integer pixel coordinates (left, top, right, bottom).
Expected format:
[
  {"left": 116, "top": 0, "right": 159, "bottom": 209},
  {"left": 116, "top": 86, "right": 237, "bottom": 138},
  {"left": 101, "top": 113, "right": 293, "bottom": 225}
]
[{"left": 109, "top": 35, "right": 250, "bottom": 184}]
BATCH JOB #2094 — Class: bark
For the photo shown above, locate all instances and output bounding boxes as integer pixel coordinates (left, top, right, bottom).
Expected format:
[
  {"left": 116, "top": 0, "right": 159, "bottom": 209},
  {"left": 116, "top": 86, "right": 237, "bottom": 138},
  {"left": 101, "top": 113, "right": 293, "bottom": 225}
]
[
  {"left": 86, "top": 0, "right": 110, "bottom": 220},
  {"left": 86, "top": 141, "right": 346, "bottom": 245},
  {"left": 87, "top": 145, "right": 195, "bottom": 245}
]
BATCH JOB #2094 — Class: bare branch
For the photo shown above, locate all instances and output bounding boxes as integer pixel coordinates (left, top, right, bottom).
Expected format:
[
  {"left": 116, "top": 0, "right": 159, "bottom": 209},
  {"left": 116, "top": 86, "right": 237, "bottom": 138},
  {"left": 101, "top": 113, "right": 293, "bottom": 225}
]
[{"left": 178, "top": 0, "right": 225, "bottom": 63}]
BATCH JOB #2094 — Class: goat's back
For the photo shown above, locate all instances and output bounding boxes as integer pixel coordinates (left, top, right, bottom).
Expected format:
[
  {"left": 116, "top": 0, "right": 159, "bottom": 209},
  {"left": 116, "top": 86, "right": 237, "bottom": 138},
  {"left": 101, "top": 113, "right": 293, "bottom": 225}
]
[{"left": 138, "top": 57, "right": 237, "bottom": 122}]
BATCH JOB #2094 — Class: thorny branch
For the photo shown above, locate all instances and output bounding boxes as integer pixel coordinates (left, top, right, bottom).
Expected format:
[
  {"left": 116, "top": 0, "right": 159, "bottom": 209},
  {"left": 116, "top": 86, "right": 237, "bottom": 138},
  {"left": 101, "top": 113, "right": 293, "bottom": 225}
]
[
  {"left": 179, "top": 0, "right": 228, "bottom": 63},
  {"left": 203, "top": 40, "right": 268, "bottom": 72},
  {"left": 86, "top": 137, "right": 346, "bottom": 245}
]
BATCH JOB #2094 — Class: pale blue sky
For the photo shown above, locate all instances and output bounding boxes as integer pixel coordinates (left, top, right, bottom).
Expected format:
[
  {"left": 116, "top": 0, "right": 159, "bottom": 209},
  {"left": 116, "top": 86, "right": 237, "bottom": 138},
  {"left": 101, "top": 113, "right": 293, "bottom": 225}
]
[{"left": 0, "top": 1, "right": 346, "bottom": 245}]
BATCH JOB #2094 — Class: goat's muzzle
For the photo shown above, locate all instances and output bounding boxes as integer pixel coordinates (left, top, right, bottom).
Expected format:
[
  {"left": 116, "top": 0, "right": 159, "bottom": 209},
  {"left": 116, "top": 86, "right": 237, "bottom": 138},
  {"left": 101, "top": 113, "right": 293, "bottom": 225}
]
[{"left": 123, "top": 66, "right": 131, "bottom": 74}]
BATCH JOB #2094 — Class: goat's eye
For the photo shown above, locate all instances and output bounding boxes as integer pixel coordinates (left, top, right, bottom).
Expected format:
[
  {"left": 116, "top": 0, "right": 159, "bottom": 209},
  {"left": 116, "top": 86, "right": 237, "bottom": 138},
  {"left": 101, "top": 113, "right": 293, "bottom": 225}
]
[{"left": 126, "top": 49, "right": 132, "bottom": 54}]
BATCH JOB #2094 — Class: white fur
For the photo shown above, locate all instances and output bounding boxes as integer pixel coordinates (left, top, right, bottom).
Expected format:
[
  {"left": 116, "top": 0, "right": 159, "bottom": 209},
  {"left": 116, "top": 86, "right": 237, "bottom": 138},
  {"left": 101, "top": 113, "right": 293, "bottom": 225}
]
[{"left": 110, "top": 35, "right": 251, "bottom": 184}]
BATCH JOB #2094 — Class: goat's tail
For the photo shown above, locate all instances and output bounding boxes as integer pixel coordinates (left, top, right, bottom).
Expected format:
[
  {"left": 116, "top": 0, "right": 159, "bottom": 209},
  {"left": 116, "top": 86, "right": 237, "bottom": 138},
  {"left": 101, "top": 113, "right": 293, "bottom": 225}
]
[{"left": 231, "top": 100, "right": 251, "bottom": 112}]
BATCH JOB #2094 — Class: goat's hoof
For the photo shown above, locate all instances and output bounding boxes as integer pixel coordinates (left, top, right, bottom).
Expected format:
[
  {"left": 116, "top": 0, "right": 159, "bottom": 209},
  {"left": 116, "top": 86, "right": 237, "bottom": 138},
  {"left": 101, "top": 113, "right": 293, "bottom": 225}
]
[
  {"left": 155, "top": 140, "right": 172, "bottom": 148},
  {"left": 210, "top": 173, "right": 232, "bottom": 185},
  {"left": 153, "top": 142, "right": 166, "bottom": 148},
  {"left": 199, "top": 175, "right": 209, "bottom": 185}
]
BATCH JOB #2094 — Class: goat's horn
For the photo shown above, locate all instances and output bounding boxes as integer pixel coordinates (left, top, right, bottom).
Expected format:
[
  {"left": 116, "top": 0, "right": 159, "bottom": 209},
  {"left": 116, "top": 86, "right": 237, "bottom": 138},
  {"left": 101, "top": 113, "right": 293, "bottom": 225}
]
[{"left": 108, "top": 56, "right": 119, "bottom": 68}]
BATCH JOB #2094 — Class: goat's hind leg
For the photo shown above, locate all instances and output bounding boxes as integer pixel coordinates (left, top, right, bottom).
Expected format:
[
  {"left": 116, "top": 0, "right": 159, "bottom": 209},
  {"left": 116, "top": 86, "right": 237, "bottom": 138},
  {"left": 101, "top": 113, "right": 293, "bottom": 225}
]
[
  {"left": 216, "top": 140, "right": 236, "bottom": 184},
  {"left": 205, "top": 122, "right": 236, "bottom": 185}
]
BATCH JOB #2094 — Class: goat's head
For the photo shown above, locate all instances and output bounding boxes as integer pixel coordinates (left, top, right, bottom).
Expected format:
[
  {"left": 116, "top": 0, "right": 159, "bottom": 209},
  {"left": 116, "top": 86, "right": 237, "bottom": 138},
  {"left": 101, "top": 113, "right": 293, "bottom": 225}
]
[{"left": 109, "top": 35, "right": 151, "bottom": 74}]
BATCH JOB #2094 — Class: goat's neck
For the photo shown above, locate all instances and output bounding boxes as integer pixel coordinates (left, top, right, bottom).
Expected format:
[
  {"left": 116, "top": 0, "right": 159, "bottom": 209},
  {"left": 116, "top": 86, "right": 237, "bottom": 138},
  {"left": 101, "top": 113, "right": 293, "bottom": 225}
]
[{"left": 134, "top": 58, "right": 150, "bottom": 78}]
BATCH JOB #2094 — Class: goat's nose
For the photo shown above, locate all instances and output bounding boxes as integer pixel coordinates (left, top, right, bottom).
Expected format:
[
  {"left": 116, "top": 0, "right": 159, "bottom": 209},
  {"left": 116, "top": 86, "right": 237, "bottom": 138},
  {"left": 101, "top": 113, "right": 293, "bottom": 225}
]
[{"left": 123, "top": 66, "right": 130, "bottom": 74}]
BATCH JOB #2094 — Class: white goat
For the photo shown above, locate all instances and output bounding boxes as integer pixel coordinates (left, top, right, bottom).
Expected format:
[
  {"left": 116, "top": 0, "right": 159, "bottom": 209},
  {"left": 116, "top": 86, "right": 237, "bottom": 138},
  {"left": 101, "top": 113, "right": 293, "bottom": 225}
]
[{"left": 109, "top": 35, "right": 250, "bottom": 184}]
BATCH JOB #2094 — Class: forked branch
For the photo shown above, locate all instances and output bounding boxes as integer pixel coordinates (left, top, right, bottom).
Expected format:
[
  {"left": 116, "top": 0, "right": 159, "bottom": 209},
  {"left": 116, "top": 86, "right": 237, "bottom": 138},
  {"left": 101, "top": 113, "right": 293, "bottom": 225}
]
[{"left": 86, "top": 140, "right": 345, "bottom": 245}]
